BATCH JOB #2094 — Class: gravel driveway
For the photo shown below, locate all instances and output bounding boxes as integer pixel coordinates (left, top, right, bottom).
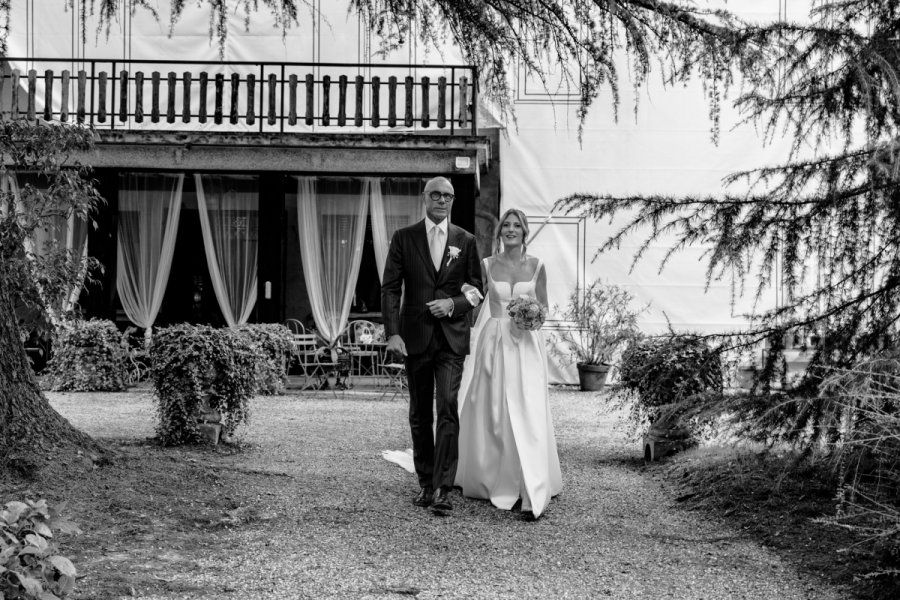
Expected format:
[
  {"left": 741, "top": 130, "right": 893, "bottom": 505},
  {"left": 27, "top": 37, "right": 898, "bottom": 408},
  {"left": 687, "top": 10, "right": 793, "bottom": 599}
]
[{"left": 47, "top": 387, "right": 850, "bottom": 600}]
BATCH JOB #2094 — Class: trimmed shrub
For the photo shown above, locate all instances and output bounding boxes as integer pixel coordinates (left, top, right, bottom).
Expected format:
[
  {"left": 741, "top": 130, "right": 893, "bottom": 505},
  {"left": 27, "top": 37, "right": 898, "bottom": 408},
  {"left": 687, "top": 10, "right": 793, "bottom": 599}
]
[
  {"left": 615, "top": 334, "right": 723, "bottom": 432},
  {"left": 42, "top": 319, "right": 128, "bottom": 391},
  {"left": 149, "top": 324, "right": 257, "bottom": 446},
  {"left": 0, "top": 498, "right": 81, "bottom": 599},
  {"left": 233, "top": 323, "right": 294, "bottom": 395}
]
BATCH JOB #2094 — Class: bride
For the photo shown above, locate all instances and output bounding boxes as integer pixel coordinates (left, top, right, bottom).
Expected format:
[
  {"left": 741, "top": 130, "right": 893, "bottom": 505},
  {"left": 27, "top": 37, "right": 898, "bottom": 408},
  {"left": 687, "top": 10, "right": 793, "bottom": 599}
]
[{"left": 454, "top": 208, "right": 562, "bottom": 518}]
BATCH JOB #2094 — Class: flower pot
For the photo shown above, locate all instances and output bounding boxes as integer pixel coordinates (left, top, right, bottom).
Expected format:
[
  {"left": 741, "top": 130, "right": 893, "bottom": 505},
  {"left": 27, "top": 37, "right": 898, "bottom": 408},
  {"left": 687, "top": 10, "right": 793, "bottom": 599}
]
[
  {"left": 576, "top": 362, "right": 610, "bottom": 391},
  {"left": 643, "top": 421, "right": 694, "bottom": 462},
  {"left": 735, "top": 366, "right": 757, "bottom": 390},
  {"left": 198, "top": 422, "right": 222, "bottom": 445}
]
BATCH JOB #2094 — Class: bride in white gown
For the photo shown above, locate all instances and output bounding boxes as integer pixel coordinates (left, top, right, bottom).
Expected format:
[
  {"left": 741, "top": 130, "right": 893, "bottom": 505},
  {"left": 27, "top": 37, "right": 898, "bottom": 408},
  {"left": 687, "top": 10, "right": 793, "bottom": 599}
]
[{"left": 454, "top": 208, "right": 562, "bottom": 518}]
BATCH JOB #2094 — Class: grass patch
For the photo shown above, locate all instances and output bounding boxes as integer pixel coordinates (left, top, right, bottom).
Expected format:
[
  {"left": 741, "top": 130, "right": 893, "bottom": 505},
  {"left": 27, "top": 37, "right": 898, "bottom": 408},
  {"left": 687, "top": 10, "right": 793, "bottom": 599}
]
[{"left": 652, "top": 444, "right": 900, "bottom": 600}]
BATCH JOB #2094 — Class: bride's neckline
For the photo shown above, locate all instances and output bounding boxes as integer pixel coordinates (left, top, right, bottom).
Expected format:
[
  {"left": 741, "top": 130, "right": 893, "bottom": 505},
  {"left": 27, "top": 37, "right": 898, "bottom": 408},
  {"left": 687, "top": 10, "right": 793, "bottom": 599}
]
[{"left": 489, "top": 255, "right": 539, "bottom": 287}]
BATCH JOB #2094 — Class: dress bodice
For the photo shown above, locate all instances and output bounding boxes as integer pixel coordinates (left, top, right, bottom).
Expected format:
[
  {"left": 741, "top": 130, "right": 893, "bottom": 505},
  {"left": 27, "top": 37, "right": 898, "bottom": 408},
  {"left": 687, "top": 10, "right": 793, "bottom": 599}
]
[{"left": 485, "top": 257, "right": 541, "bottom": 319}]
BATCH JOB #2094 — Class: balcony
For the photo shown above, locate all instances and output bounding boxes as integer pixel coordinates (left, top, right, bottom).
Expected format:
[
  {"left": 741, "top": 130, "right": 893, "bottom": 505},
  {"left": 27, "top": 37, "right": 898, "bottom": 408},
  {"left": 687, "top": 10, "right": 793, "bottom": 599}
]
[{"left": 0, "top": 58, "right": 480, "bottom": 136}]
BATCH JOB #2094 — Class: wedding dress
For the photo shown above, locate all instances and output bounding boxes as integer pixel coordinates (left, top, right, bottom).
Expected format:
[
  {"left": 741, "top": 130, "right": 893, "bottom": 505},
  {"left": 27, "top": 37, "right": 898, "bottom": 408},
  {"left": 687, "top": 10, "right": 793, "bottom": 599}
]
[{"left": 454, "top": 257, "right": 562, "bottom": 517}]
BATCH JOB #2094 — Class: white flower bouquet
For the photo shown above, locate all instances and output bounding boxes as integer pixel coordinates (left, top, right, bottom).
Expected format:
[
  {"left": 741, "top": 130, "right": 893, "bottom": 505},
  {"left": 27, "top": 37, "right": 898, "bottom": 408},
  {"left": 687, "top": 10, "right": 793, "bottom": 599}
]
[{"left": 507, "top": 295, "right": 546, "bottom": 331}]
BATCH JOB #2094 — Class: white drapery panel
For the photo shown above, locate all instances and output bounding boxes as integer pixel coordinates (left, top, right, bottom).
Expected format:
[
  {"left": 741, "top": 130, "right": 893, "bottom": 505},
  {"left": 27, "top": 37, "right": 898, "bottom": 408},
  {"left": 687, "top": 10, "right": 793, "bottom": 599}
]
[
  {"left": 0, "top": 171, "right": 22, "bottom": 219},
  {"left": 14, "top": 174, "right": 90, "bottom": 324},
  {"left": 116, "top": 173, "right": 184, "bottom": 339},
  {"left": 296, "top": 177, "right": 369, "bottom": 344},
  {"left": 194, "top": 174, "right": 259, "bottom": 327},
  {"left": 369, "top": 177, "right": 425, "bottom": 281}
]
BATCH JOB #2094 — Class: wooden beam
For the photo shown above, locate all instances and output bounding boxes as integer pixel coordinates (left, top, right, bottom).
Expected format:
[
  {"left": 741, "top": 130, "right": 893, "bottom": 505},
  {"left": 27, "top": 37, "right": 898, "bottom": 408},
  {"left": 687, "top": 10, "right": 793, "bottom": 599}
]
[
  {"left": 43, "top": 70, "right": 54, "bottom": 121},
  {"left": 133, "top": 71, "right": 143, "bottom": 123}
]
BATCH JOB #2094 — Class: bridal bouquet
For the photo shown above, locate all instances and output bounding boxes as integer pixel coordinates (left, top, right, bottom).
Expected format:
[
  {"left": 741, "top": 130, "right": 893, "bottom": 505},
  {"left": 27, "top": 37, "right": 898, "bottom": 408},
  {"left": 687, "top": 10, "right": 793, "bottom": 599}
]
[{"left": 507, "top": 296, "right": 546, "bottom": 331}]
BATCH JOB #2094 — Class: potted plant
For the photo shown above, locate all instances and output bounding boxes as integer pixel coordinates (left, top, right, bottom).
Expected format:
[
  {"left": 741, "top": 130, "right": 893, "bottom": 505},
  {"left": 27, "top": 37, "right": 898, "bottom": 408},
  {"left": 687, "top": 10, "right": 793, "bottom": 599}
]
[{"left": 551, "top": 280, "right": 645, "bottom": 391}]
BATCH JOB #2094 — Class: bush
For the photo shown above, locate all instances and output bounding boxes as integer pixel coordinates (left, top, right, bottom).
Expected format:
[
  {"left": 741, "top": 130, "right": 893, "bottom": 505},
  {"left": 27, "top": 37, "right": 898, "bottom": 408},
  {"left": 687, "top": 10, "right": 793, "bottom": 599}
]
[
  {"left": 149, "top": 324, "right": 257, "bottom": 446},
  {"left": 615, "top": 334, "right": 723, "bottom": 433},
  {"left": 42, "top": 318, "right": 128, "bottom": 391},
  {"left": 233, "top": 323, "right": 294, "bottom": 395},
  {"left": 0, "top": 499, "right": 81, "bottom": 599},
  {"left": 820, "top": 354, "right": 900, "bottom": 570}
]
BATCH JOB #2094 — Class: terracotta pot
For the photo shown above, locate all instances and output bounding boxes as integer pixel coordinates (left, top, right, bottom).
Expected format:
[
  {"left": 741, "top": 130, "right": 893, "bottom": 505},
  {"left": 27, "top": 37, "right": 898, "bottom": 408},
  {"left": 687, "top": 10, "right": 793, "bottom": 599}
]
[{"left": 576, "top": 362, "right": 610, "bottom": 391}]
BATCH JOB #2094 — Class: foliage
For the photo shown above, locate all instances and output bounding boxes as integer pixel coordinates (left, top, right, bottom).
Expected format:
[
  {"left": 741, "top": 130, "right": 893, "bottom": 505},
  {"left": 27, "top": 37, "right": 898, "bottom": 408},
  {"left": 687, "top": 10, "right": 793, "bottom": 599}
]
[
  {"left": 119, "top": 326, "right": 151, "bottom": 386},
  {"left": 614, "top": 333, "right": 723, "bottom": 434},
  {"left": 42, "top": 318, "right": 128, "bottom": 392},
  {"left": 553, "top": 2, "right": 900, "bottom": 448},
  {"left": 53, "top": 1, "right": 761, "bottom": 133},
  {"left": 817, "top": 354, "right": 900, "bottom": 575},
  {"left": 0, "top": 121, "right": 103, "bottom": 333},
  {"left": 233, "top": 323, "right": 294, "bottom": 395},
  {"left": 149, "top": 324, "right": 257, "bottom": 446},
  {"left": 551, "top": 279, "right": 644, "bottom": 366},
  {"left": 0, "top": 498, "right": 81, "bottom": 600}
]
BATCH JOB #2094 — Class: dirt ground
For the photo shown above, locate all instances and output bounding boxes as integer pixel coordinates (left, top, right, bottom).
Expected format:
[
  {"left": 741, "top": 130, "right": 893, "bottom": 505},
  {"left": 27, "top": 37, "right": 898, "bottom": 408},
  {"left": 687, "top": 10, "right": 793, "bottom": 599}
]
[{"left": 1, "top": 387, "right": 896, "bottom": 599}]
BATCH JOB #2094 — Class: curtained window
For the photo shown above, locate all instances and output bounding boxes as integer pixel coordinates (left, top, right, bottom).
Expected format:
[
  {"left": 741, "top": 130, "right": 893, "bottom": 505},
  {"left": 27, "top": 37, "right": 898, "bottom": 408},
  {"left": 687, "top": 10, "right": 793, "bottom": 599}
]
[
  {"left": 116, "top": 173, "right": 184, "bottom": 341},
  {"left": 296, "top": 177, "right": 369, "bottom": 344},
  {"left": 194, "top": 174, "right": 259, "bottom": 327},
  {"left": 369, "top": 177, "right": 425, "bottom": 282}
]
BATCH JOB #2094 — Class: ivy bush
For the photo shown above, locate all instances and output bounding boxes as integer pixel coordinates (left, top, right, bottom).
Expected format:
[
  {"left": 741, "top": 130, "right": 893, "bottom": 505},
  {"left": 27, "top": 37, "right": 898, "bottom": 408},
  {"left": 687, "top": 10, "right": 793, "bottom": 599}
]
[
  {"left": 0, "top": 499, "right": 81, "bottom": 600},
  {"left": 42, "top": 319, "right": 128, "bottom": 392},
  {"left": 149, "top": 324, "right": 257, "bottom": 446},
  {"left": 614, "top": 334, "right": 723, "bottom": 434},
  {"left": 233, "top": 323, "right": 294, "bottom": 395}
]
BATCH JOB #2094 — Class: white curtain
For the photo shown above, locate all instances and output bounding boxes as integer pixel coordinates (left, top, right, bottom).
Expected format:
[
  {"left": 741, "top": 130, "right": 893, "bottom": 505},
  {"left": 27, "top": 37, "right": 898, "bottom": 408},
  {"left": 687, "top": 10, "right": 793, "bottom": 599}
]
[
  {"left": 14, "top": 174, "right": 90, "bottom": 324},
  {"left": 0, "top": 171, "right": 21, "bottom": 219},
  {"left": 116, "top": 173, "right": 184, "bottom": 340},
  {"left": 369, "top": 178, "right": 426, "bottom": 281},
  {"left": 296, "top": 177, "right": 369, "bottom": 344},
  {"left": 194, "top": 174, "right": 259, "bottom": 327}
]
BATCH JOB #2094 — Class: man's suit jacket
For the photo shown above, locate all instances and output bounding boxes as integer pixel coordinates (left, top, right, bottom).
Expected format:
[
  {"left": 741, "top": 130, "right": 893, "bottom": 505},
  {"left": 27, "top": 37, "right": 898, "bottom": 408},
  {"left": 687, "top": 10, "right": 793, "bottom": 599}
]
[{"left": 381, "top": 219, "right": 482, "bottom": 356}]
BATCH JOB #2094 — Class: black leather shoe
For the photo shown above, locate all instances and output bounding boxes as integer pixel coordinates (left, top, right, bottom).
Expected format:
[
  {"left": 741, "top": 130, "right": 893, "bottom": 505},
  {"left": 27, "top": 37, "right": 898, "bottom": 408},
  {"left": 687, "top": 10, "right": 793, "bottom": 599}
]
[
  {"left": 413, "top": 487, "right": 434, "bottom": 507},
  {"left": 431, "top": 487, "right": 452, "bottom": 514}
]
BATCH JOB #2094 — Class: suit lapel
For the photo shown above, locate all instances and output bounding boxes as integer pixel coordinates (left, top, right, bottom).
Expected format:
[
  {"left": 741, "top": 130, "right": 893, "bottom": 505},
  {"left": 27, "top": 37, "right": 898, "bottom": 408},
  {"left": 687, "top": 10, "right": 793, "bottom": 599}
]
[
  {"left": 411, "top": 220, "right": 436, "bottom": 281},
  {"left": 435, "top": 225, "right": 461, "bottom": 285}
]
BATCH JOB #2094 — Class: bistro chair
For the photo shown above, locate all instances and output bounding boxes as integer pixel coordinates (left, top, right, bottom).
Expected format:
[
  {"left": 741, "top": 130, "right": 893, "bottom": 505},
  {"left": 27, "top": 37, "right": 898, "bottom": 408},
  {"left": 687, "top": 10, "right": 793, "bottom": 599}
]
[
  {"left": 284, "top": 318, "right": 305, "bottom": 336},
  {"left": 379, "top": 357, "right": 407, "bottom": 401},
  {"left": 291, "top": 331, "right": 326, "bottom": 391},
  {"left": 343, "top": 319, "right": 384, "bottom": 380}
]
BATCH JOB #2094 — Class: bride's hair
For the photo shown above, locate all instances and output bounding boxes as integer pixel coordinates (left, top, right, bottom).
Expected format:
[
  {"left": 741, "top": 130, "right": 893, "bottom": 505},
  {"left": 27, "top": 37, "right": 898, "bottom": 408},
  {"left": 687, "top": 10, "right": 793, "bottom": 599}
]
[{"left": 494, "top": 208, "right": 530, "bottom": 256}]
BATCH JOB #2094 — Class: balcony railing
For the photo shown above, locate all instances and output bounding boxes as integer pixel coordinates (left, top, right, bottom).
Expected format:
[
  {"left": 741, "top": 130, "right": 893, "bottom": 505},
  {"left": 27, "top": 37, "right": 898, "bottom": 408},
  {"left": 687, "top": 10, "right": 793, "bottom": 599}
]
[{"left": 0, "top": 58, "right": 479, "bottom": 135}]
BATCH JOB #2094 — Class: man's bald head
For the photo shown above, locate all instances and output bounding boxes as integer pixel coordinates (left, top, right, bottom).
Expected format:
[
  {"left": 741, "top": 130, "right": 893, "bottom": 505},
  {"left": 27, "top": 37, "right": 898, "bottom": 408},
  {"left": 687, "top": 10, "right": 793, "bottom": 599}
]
[
  {"left": 423, "top": 176, "right": 454, "bottom": 195},
  {"left": 423, "top": 177, "right": 455, "bottom": 224}
]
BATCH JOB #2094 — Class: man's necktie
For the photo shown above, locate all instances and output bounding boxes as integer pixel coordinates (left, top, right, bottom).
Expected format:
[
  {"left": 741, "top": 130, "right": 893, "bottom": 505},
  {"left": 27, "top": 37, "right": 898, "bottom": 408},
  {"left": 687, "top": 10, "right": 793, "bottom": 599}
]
[{"left": 429, "top": 227, "right": 443, "bottom": 271}]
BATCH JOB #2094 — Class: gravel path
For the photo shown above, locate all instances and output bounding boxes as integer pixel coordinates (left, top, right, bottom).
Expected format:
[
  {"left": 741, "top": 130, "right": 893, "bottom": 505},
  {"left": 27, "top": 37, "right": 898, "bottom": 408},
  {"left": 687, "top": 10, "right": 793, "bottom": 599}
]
[{"left": 48, "top": 388, "right": 850, "bottom": 600}]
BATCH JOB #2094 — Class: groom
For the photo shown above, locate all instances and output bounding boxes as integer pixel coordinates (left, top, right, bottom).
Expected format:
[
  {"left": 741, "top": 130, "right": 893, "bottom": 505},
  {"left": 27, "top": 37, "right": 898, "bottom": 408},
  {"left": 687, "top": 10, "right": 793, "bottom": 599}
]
[{"left": 381, "top": 176, "right": 482, "bottom": 515}]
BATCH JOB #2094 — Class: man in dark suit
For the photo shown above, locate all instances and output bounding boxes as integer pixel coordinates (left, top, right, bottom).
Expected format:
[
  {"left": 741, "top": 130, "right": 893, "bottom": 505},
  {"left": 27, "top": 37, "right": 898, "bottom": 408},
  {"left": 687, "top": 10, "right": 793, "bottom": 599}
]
[{"left": 381, "top": 176, "right": 483, "bottom": 515}]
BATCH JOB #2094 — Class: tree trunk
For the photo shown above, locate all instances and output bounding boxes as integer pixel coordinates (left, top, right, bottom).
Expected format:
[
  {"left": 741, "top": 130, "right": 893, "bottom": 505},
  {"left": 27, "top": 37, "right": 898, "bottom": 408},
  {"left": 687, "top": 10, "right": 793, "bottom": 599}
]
[{"left": 0, "top": 266, "right": 104, "bottom": 477}]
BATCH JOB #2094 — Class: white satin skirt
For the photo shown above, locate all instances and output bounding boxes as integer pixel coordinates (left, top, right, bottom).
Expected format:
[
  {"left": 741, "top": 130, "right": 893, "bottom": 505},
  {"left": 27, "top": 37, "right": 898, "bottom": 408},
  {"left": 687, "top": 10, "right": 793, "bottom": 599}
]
[{"left": 455, "top": 317, "right": 562, "bottom": 517}]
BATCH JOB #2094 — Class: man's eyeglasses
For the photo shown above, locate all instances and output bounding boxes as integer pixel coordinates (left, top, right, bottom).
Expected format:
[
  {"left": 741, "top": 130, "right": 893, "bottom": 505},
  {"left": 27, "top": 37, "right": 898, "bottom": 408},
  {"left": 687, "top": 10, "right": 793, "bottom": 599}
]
[{"left": 428, "top": 191, "right": 455, "bottom": 202}]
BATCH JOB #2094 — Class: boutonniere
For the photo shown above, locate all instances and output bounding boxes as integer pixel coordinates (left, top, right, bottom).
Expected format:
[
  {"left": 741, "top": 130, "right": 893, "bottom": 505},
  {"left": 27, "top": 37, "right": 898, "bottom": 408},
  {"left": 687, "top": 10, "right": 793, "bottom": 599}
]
[{"left": 447, "top": 246, "right": 461, "bottom": 265}]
